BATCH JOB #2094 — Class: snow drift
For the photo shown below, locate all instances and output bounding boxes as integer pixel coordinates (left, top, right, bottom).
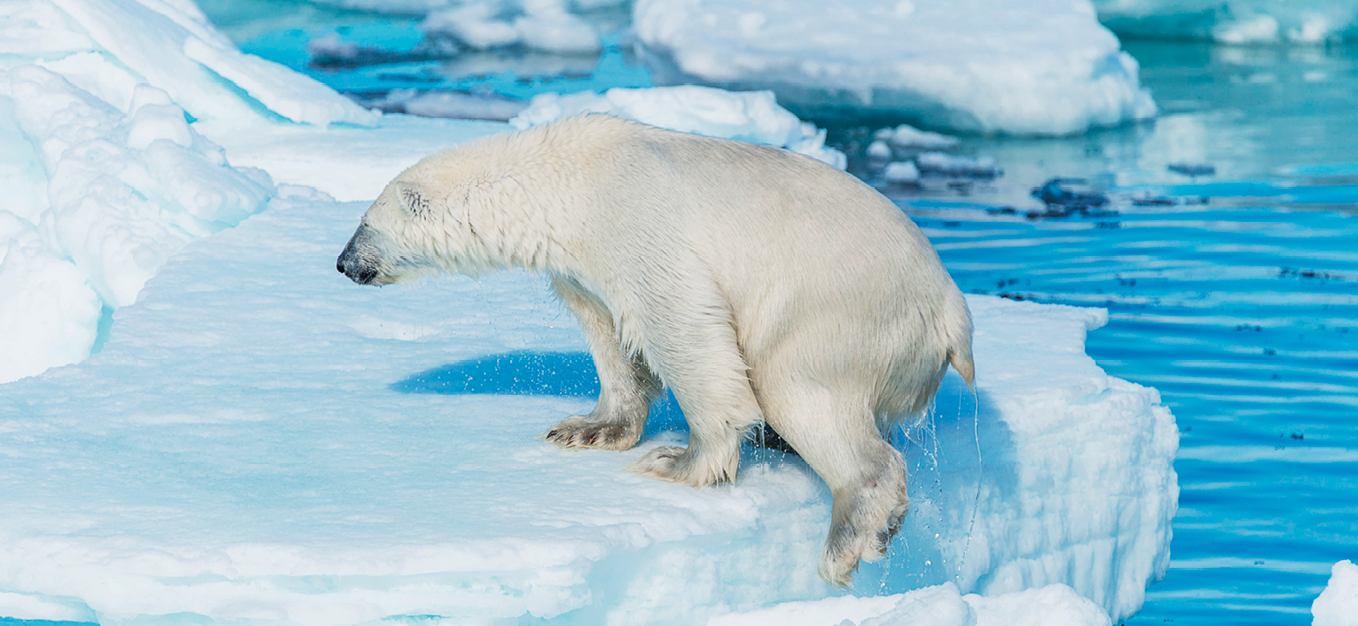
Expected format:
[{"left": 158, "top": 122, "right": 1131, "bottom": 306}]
[
  {"left": 0, "top": 0, "right": 382, "bottom": 383},
  {"left": 631, "top": 0, "right": 1158, "bottom": 136},
  {"left": 0, "top": 0, "right": 500, "bottom": 383}
]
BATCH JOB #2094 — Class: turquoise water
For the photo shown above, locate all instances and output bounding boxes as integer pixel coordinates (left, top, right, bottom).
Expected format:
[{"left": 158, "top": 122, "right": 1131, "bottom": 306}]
[
  {"left": 912, "top": 196, "right": 1358, "bottom": 624},
  {"left": 61, "top": 7, "right": 1358, "bottom": 624}
]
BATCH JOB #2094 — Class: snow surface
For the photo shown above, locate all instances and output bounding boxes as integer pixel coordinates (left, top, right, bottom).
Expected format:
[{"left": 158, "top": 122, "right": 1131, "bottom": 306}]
[
  {"left": 509, "top": 85, "right": 847, "bottom": 168},
  {"left": 632, "top": 0, "right": 1158, "bottom": 136},
  {"left": 0, "top": 179, "right": 1178, "bottom": 623},
  {"left": 714, "top": 582, "right": 1113, "bottom": 626},
  {"left": 1313, "top": 560, "right": 1358, "bottom": 626},
  {"left": 1093, "top": 0, "right": 1358, "bottom": 44}
]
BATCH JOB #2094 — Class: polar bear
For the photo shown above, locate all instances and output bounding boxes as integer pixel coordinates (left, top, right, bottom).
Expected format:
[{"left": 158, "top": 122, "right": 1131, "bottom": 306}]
[{"left": 336, "top": 115, "right": 974, "bottom": 587}]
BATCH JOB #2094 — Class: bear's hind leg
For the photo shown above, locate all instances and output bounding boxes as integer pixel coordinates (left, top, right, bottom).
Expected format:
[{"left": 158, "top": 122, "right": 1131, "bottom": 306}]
[
  {"left": 546, "top": 276, "right": 663, "bottom": 451},
  {"left": 764, "top": 391, "right": 909, "bottom": 588}
]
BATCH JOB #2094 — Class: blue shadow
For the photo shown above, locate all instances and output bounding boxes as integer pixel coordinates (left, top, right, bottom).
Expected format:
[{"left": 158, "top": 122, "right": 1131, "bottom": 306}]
[
  {"left": 392, "top": 351, "right": 602, "bottom": 397},
  {"left": 391, "top": 351, "right": 688, "bottom": 435}
]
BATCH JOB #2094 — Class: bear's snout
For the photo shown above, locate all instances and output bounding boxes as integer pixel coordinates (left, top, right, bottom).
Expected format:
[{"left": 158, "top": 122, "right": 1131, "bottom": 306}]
[{"left": 337, "top": 224, "right": 384, "bottom": 286}]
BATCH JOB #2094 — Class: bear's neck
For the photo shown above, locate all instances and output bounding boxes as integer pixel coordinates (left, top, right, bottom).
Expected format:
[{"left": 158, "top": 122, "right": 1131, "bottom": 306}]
[{"left": 459, "top": 168, "right": 579, "bottom": 276}]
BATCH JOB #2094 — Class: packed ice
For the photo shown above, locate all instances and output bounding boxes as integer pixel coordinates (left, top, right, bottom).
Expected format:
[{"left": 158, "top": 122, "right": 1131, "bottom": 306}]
[
  {"left": 1092, "top": 0, "right": 1358, "bottom": 44},
  {"left": 1313, "top": 560, "right": 1358, "bottom": 626},
  {"left": 510, "top": 85, "right": 847, "bottom": 168},
  {"left": 632, "top": 0, "right": 1157, "bottom": 136}
]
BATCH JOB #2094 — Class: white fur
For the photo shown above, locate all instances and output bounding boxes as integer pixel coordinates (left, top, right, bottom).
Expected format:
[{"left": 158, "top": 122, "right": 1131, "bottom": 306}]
[{"left": 337, "top": 115, "right": 975, "bottom": 587}]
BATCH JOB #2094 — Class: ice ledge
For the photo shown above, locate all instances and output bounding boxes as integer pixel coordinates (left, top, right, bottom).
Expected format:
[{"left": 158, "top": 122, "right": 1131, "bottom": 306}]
[{"left": 0, "top": 194, "right": 1176, "bottom": 625}]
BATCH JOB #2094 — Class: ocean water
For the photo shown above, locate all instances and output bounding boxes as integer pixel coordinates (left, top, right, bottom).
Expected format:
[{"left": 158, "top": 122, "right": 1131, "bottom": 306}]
[{"left": 150, "top": 5, "right": 1358, "bottom": 624}]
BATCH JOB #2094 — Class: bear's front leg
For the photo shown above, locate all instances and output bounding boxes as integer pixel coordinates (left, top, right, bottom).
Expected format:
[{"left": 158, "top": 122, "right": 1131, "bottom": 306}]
[
  {"left": 624, "top": 293, "right": 763, "bottom": 488},
  {"left": 546, "top": 276, "right": 663, "bottom": 451}
]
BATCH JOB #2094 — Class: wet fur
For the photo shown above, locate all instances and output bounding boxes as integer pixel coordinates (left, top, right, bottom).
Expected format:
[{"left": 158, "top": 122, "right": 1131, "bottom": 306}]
[{"left": 337, "top": 115, "right": 975, "bottom": 587}]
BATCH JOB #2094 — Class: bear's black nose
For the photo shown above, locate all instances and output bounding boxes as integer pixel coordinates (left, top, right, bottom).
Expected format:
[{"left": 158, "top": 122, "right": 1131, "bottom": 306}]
[{"left": 337, "top": 258, "right": 346, "bottom": 274}]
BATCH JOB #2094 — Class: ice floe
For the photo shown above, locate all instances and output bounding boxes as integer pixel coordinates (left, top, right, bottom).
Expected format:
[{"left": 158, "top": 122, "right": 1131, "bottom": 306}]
[
  {"left": 0, "top": 186, "right": 1177, "bottom": 623},
  {"left": 632, "top": 0, "right": 1158, "bottom": 136}
]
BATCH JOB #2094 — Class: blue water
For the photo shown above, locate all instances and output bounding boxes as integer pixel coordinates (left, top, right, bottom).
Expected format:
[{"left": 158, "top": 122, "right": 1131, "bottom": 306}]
[
  {"left": 38, "top": 5, "right": 1349, "bottom": 624},
  {"left": 912, "top": 197, "right": 1358, "bottom": 624}
]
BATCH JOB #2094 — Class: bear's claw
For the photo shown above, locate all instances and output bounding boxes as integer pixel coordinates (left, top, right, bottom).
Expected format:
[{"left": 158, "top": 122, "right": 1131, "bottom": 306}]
[{"left": 544, "top": 415, "right": 641, "bottom": 451}]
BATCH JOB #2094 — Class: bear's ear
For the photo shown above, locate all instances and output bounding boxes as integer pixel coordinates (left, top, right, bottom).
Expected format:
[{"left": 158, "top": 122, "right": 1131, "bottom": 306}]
[{"left": 394, "top": 181, "right": 431, "bottom": 218}]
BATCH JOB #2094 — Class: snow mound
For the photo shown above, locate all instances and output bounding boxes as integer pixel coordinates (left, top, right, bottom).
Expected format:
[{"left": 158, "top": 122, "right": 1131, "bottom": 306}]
[
  {"left": 0, "top": 0, "right": 375, "bottom": 128},
  {"left": 0, "top": 189, "right": 1176, "bottom": 623},
  {"left": 0, "top": 64, "right": 273, "bottom": 383},
  {"left": 0, "top": 0, "right": 503, "bottom": 384},
  {"left": 1093, "top": 1, "right": 1358, "bottom": 44},
  {"left": 712, "top": 582, "right": 1112, "bottom": 626},
  {"left": 632, "top": 0, "right": 1157, "bottom": 136},
  {"left": 1313, "top": 560, "right": 1358, "bottom": 626},
  {"left": 509, "top": 85, "right": 847, "bottom": 168}
]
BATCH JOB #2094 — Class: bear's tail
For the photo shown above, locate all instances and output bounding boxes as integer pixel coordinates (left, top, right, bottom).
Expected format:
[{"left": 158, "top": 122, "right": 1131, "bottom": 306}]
[{"left": 944, "top": 293, "right": 975, "bottom": 389}]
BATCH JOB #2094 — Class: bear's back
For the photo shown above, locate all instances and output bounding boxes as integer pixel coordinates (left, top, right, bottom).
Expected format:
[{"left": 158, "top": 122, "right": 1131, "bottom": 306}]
[{"left": 558, "top": 118, "right": 963, "bottom": 384}]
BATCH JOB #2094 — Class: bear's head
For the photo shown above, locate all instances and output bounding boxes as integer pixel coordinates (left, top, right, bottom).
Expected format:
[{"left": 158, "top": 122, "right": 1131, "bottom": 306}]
[
  {"left": 337, "top": 178, "right": 464, "bottom": 286},
  {"left": 339, "top": 137, "right": 562, "bottom": 285}
]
